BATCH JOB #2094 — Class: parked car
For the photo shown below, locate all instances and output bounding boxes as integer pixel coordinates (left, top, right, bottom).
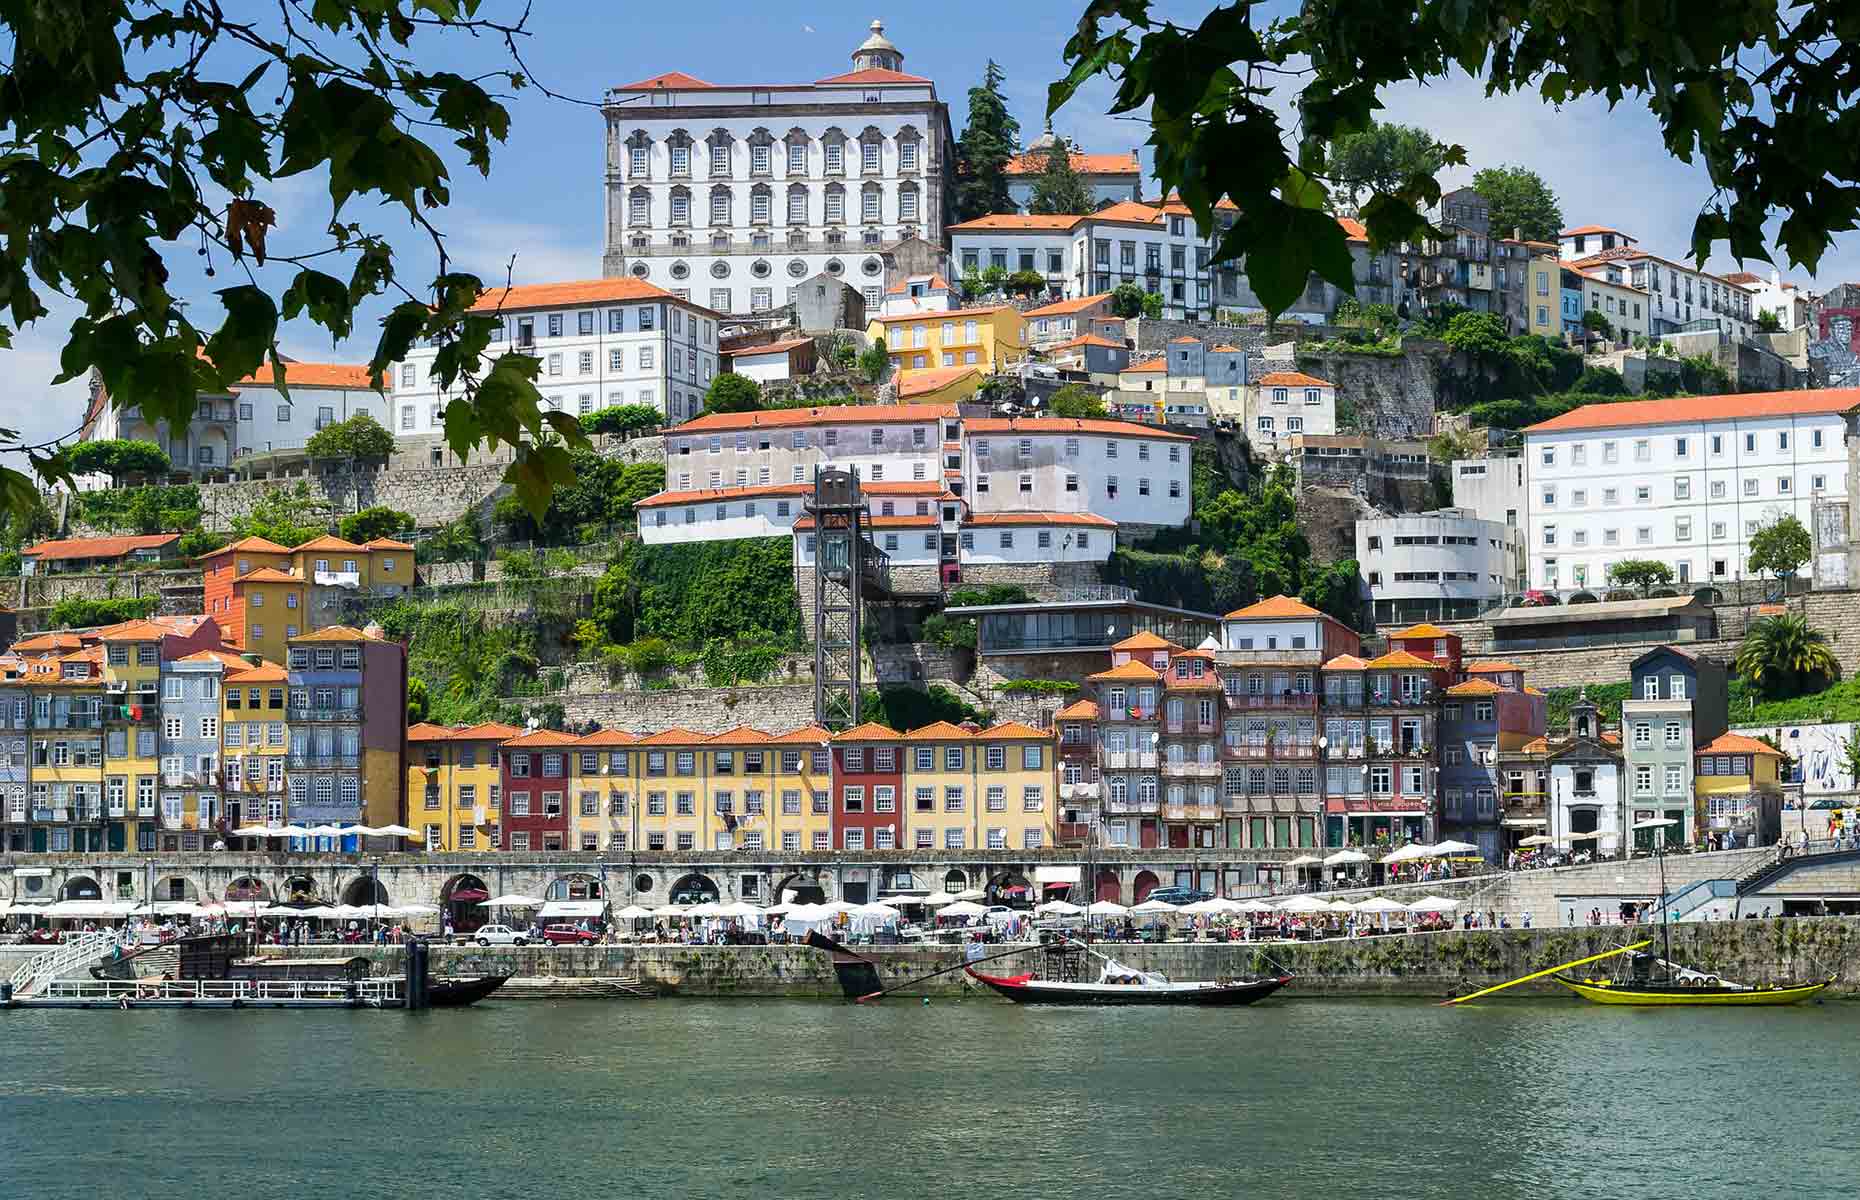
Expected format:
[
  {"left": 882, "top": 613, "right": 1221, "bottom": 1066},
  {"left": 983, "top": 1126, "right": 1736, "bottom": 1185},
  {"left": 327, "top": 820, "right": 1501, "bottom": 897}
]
[
  {"left": 982, "top": 905, "right": 1017, "bottom": 926},
  {"left": 1142, "top": 886, "right": 1212, "bottom": 905},
  {"left": 541, "top": 924, "right": 600, "bottom": 946},
  {"left": 468, "top": 924, "right": 529, "bottom": 947}
]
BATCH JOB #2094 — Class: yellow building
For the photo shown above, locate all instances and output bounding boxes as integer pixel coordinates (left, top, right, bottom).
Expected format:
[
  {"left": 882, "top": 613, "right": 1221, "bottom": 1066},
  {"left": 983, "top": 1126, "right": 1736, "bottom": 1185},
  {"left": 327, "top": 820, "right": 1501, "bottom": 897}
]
[
  {"left": 232, "top": 568, "right": 307, "bottom": 665},
  {"left": 898, "top": 720, "right": 1059, "bottom": 852},
  {"left": 570, "top": 728, "right": 636, "bottom": 853},
  {"left": 410, "top": 721, "right": 519, "bottom": 852},
  {"left": 633, "top": 728, "right": 712, "bottom": 853},
  {"left": 223, "top": 658, "right": 290, "bottom": 840},
  {"left": 895, "top": 365, "right": 983, "bottom": 406},
  {"left": 766, "top": 725, "right": 835, "bottom": 855},
  {"left": 24, "top": 647, "right": 107, "bottom": 852},
  {"left": 868, "top": 304, "right": 1026, "bottom": 378},
  {"left": 1694, "top": 732, "right": 1786, "bottom": 847},
  {"left": 698, "top": 725, "right": 837, "bottom": 856},
  {"left": 95, "top": 621, "right": 166, "bottom": 852},
  {"left": 900, "top": 721, "right": 975, "bottom": 852}
]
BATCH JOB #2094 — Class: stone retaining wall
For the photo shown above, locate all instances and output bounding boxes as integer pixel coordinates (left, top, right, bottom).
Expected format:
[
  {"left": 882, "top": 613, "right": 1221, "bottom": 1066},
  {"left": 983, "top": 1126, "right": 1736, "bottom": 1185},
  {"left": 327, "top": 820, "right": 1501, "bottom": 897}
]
[
  {"left": 530, "top": 684, "right": 822, "bottom": 735},
  {"left": 14, "top": 568, "right": 197, "bottom": 609},
  {"left": 191, "top": 463, "right": 510, "bottom": 532},
  {"left": 258, "top": 915, "right": 1860, "bottom": 998}
]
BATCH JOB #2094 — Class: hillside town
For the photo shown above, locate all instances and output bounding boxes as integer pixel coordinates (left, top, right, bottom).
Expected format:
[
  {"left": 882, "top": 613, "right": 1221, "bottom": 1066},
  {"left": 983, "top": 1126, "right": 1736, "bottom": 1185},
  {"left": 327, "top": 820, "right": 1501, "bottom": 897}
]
[{"left": 6, "top": 18, "right": 1860, "bottom": 933}]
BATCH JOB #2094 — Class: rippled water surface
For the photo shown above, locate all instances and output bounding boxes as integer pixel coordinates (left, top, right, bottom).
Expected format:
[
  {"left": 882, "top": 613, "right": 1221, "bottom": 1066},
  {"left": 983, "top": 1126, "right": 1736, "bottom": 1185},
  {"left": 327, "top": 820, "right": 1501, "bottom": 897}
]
[{"left": 1, "top": 996, "right": 1853, "bottom": 1199}]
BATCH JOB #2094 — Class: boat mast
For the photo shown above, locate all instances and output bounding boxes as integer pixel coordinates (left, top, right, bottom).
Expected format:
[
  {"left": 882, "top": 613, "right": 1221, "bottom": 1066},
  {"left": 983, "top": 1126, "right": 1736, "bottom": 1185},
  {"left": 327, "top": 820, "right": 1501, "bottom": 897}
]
[{"left": 1658, "top": 825, "right": 1672, "bottom": 980}]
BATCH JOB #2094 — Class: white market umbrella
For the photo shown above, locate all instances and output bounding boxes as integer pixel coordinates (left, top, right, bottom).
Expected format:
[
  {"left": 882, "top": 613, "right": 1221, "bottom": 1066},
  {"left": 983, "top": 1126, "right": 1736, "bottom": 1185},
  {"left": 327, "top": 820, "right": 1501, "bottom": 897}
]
[
  {"left": 1323, "top": 849, "right": 1370, "bottom": 866},
  {"left": 939, "top": 900, "right": 987, "bottom": 918},
  {"left": 1407, "top": 895, "right": 1461, "bottom": 913},
  {"left": 280, "top": 825, "right": 318, "bottom": 838},
  {"left": 396, "top": 903, "right": 439, "bottom": 916},
  {"left": 306, "top": 824, "right": 347, "bottom": 838},
  {"left": 613, "top": 905, "right": 654, "bottom": 921},
  {"left": 953, "top": 888, "right": 986, "bottom": 902},
  {"left": 852, "top": 902, "right": 901, "bottom": 924},
  {"left": 1355, "top": 896, "right": 1412, "bottom": 914},
  {"left": 1239, "top": 898, "right": 1280, "bottom": 912},
  {"left": 1285, "top": 855, "right": 1323, "bottom": 867},
  {"left": 1085, "top": 900, "right": 1129, "bottom": 917},
  {"left": 762, "top": 900, "right": 799, "bottom": 915},
  {"left": 375, "top": 824, "right": 419, "bottom": 837},
  {"left": 1632, "top": 817, "right": 1679, "bottom": 830},
  {"left": 1180, "top": 898, "right": 1224, "bottom": 915},
  {"left": 1131, "top": 899, "right": 1179, "bottom": 915},
  {"left": 921, "top": 890, "right": 958, "bottom": 907},
  {"left": 718, "top": 901, "right": 765, "bottom": 920},
  {"left": 686, "top": 901, "right": 722, "bottom": 918},
  {"left": 232, "top": 824, "right": 272, "bottom": 836},
  {"left": 1430, "top": 840, "right": 1480, "bottom": 855},
  {"left": 1518, "top": 834, "right": 1554, "bottom": 847},
  {"left": 652, "top": 904, "right": 693, "bottom": 919},
  {"left": 1328, "top": 899, "right": 1358, "bottom": 913},
  {"left": 1035, "top": 899, "right": 1082, "bottom": 915},
  {"left": 1380, "top": 843, "right": 1436, "bottom": 864},
  {"left": 1275, "top": 895, "right": 1335, "bottom": 914},
  {"left": 1565, "top": 831, "right": 1603, "bottom": 842},
  {"left": 479, "top": 894, "right": 543, "bottom": 908}
]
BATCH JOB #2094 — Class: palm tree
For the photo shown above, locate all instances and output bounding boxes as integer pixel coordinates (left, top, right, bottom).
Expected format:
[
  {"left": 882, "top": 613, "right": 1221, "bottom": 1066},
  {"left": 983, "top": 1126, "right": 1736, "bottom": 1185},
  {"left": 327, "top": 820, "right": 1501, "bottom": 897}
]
[{"left": 1735, "top": 614, "right": 1838, "bottom": 697}]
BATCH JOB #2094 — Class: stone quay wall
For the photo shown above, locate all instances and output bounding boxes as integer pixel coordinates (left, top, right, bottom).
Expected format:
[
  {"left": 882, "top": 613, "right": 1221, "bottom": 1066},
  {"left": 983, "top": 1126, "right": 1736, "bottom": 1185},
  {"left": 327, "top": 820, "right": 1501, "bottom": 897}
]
[{"left": 260, "top": 915, "right": 1860, "bottom": 999}]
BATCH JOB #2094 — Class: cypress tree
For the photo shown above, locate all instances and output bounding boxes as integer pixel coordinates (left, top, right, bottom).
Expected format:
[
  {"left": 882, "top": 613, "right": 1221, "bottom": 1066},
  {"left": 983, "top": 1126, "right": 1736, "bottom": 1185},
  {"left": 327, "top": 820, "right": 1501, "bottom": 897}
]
[
  {"left": 955, "top": 60, "right": 1020, "bottom": 220},
  {"left": 1029, "top": 133, "right": 1094, "bottom": 215}
]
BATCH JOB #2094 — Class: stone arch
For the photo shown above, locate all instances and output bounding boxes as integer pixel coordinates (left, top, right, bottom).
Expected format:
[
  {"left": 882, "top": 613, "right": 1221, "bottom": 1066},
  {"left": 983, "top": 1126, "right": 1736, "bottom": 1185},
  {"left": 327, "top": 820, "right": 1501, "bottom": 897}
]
[
  {"left": 226, "top": 876, "right": 270, "bottom": 903},
  {"left": 668, "top": 872, "right": 718, "bottom": 905},
  {"left": 151, "top": 875, "right": 200, "bottom": 903},
  {"left": 547, "top": 872, "right": 605, "bottom": 902},
  {"left": 1694, "top": 586, "right": 1725, "bottom": 605},
  {"left": 441, "top": 874, "right": 490, "bottom": 933},
  {"left": 60, "top": 874, "right": 101, "bottom": 901},
  {"left": 279, "top": 874, "right": 320, "bottom": 905},
  {"left": 1094, "top": 869, "right": 1122, "bottom": 903},
  {"left": 1132, "top": 870, "right": 1161, "bottom": 903},
  {"left": 773, "top": 872, "right": 825, "bottom": 905},
  {"left": 1568, "top": 591, "right": 1599, "bottom": 605},
  {"left": 986, "top": 870, "right": 1032, "bottom": 906},
  {"left": 942, "top": 868, "right": 968, "bottom": 892},
  {"left": 341, "top": 876, "right": 389, "bottom": 907}
]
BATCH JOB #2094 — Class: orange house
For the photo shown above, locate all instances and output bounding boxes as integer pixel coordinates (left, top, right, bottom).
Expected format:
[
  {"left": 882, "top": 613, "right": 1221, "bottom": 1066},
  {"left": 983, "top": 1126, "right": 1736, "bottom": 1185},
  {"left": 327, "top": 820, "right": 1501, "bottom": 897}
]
[{"left": 198, "top": 537, "right": 292, "bottom": 652}]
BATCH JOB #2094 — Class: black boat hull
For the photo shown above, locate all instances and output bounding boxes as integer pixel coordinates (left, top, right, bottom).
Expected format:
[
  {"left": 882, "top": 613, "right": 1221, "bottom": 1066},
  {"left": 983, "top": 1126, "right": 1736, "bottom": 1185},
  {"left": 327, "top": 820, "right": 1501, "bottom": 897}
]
[
  {"left": 967, "top": 968, "right": 1291, "bottom": 1006},
  {"left": 428, "top": 975, "right": 509, "bottom": 1006}
]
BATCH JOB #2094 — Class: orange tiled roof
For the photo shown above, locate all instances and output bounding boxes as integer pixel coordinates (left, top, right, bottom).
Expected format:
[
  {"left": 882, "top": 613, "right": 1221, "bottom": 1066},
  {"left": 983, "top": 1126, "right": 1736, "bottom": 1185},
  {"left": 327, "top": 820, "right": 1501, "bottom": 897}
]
[
  {"left": 1169, "top": 335, "right": 1200, "bottom": 344},
  {"left": 616, "top": 71, "right": 715, "bottom": 90},
  {"left": 288, "top": 625, "right": 383, "bottom": 643},
  {"left": 962, "top": 512, "right": 1115, "bottom": 528},
  {"left": 1560, "top": 224, "right": 1629, "bottom": 237},
  {"left": 980, "top": 720, "right": 1050, "bottom": 739},
  {"left": 722, "top": 336, "right": 816, "bottom": 358},
  {"left": 454, "top": 721, "right": 523, "bottom": 741},
  {"left": 903, "top": 720, "right": 971, "bottom": 741},
  {"left": 885, "top": 273, "right": 949, "bottom": 295},
  {"left": 1121, "top": 358, "right": 1167, "bottom": 373},
  {"left": 1054, "top": 699, "right": 1099, "bottom": 720},
  {"left": 405, "top": 722, "right": 458, "bottom": 743},
  {"left": 1049, "top": 334, "right": 1124, "bottom": 351},
  {"left": 1523, "top": 686, "right": 1546, "bottom": 697},
  {"left": 816, "top": 66, "right": 932, "bottom": 85},
  {"left": 634, "top": 728, "right": 709, "bottom": 746},
  {"left": 235, "top": 361, "right": 378, "bottom": 390},
  {"left": 288, "top": 535, "right": 363, "bottom": 553},
  {"left": 1024, "top": 293, "right": 1113, "bottom": 317},
  {"left": 468, "top": 277, "right": 712, "bottom": 319},
  {"left": 11, "top": 632, "right": 82, "bottom": 654},
  {"left": 1698, "top": 732, "right": 1784, "bottom": 757},
  {"left": 1257, "top": 371, "right": 1333, "bottom": 388},
  {"left": 363, "top": 537, "right": 414, "bottom": 552},
  {"left": 502, "top": 729, "right": 581, "bottom": 747},
  {"left": 1320, "top": 654, "right": 1369, "bottom": 671},
  {"left": 1524, "top": 389, "right": 1860, "bottom": 433},
  {"left": 174, "top": 648, "right": 246, "bottom": 667},
  {"left": 667, "top": 402, "right": 956, "bottom": 435},
  {"left": 1003, "top": 150, "right": 1139, "bottom": 176},
  {"left": 896, "top": 366, "right": 981, "bottom": 398},
  {"left": 707, "top": 725, "right": 774, "bottom": 744},
  {"left": 1224, "top": 595, "right": 1323, "bottom": 620},
  {"left": 22, "top": 534, "right": 178, "bottom": 561},
  {"left": 574, "top": 728, "right": 638, "bottom": 746},
  {"left": 832, "top": 722, "right": 903, "bottom": 742},
  {"left": 1089, "top": 660, "right": 1161, "bottom": 681},
  {"left": 197, "top": 536, "right": 292, "bottom": 559},
  {"left": 1092, "top": 199, "right": 1166, "bottom": 225},
  {"left": 1366, "top": 649, "right": 1437, "bottom": 669},
  {"left": 1112, "top": 631, "right": 1180, "bottom": 652},
  {"left": 770, "top": 724, "right": 834, "bottom": 744},
  {"left": 1444, "top": 679, "right": 1503, "bottom": 696},
  {"left": 234, "top": 567, "right": 302, "bottom": 585},
  {"left": 1466, "top": 661, "right": 1521, "bottom": 674},
  {"left": 1389, "top": 623, "right": 1452, "bottom": 640},
  {"left": 224, "top": 661, "right": 288, "bottom": 683},
  {"left": 94, "top": 620, "right": 170, "bottom": 642},
  {"left": 946, "top": 213, "right": 1085, "bottom": 233},
  {"left": 963, "top": 416, "right": 1194, "bottom": 441}
]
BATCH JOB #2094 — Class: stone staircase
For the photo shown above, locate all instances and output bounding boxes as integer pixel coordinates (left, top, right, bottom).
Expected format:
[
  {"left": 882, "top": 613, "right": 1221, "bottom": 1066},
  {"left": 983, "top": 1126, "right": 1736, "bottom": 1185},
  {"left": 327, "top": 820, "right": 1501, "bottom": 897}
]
[{"left": 1482, "top": 847, "right": 1773, "bottom": 927}]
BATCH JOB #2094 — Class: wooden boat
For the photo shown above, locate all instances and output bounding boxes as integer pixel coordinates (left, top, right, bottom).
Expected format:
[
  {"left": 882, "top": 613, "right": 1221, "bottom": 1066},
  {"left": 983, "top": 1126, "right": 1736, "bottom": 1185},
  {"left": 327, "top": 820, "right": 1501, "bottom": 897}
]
[
  {"left": 966, "top": 966, "right": 1290, "bottom": 1006},
  {"left": 1552, "top": 952, "right": 1829, "bottom": 1006},
  {"left": 428, "top": 975, "right": 510, "bottom": 1006}
]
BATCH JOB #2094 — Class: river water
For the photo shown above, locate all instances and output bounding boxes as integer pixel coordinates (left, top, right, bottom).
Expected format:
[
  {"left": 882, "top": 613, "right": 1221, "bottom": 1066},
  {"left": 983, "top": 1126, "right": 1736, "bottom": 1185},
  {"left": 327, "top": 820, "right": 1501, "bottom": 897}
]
[{"left": 1, "top": 996, "right": 1852, "bottom": 1199}]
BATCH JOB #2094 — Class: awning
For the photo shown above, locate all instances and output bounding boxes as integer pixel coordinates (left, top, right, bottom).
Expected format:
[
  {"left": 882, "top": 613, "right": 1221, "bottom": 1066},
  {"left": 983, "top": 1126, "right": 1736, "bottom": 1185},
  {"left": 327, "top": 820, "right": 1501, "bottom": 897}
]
[
  {"left": 1033, "top": 866, "right": 1082, "bottom": 884},
  {"left": 447, "top": 886, "right": 490, "bottom": 902},
  {"left": 539, "top": 900, "right": 606, "bottom": 919},
  {"left": 1502, "top": 817, "right": 1548, "bottom": 827}
]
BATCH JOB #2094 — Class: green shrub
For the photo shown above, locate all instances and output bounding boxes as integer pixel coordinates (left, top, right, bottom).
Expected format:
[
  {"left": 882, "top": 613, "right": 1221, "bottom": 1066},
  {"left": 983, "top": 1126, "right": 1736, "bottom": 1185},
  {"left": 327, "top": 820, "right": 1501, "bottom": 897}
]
[
  {"left": 996, "top": 679, "right": 1080, "bottom": 695},
  {"left": 76, "top": 483, "right": 201, "bottom": 535},
  {"left": 48, "top": 595, "right": 158, "bottom": 628},
  {"left": 304, "top": 411, "right": 395, "bottom": 459}
]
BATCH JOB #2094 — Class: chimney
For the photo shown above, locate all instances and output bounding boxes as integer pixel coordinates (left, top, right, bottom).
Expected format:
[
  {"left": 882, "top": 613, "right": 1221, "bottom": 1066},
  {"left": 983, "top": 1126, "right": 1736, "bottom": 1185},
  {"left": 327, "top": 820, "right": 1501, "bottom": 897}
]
[{"left": 1513, "top": 227, "right": 1521, "bottom": 242}]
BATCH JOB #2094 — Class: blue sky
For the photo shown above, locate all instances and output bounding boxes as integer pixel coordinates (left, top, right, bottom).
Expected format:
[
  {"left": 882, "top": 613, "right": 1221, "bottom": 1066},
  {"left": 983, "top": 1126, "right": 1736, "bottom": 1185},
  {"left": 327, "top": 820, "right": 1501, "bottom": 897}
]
[{"left": 6, "top": 3, "right": 1853, "bottom": 455}]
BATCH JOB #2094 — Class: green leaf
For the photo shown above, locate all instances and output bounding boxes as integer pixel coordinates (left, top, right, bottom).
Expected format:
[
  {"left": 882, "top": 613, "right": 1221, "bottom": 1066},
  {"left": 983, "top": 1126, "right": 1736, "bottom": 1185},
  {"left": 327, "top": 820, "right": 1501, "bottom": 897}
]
[{"left": 203, "top": 285, "right": 279, "bottom": 387}]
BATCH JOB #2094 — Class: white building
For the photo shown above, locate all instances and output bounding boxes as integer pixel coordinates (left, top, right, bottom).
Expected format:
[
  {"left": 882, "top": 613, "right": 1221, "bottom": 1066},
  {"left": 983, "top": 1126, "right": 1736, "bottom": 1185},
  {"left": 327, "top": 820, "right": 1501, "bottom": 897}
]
[
  {"left": 599, "top": 21, "right": 955, "bottom": 318},
  {"left": 1356, "top": 508, "right": 1523, "bottom": 625},
  {"left": 82, "top": 360, "right": 385, "bottom": 473},
  {"left": 388, "top": 278, "right": 721, "bottom": 431},
  {"left": 963, "top": 417, "right": 1193, "bottom": 529},
  {"left": 1521, "top": 389, "right": 1858, "bottom": 593},
  {"left": 1730, "top": 269, "right": 1814, "bottom": 333},
  {"left": 1557, "top": 225, "right": 1756, "bottom": 339},
  {"left": 1451, "top": 454, "right": 1528, "bottom": 531},
  {"left": 1244, "top": 370, "right": 1337, "bottom": 453}
]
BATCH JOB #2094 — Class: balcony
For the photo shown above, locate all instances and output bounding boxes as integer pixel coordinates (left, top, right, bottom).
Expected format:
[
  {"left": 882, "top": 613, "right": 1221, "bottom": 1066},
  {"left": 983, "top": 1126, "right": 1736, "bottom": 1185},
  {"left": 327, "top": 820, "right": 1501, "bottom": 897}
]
[
  {"left": 288, "top": 707, "right": 361, "bottom": 724},
  {"left": 313, "top": 569, "right": 362, "bottom": 588},
  {"left": 1224, "top": 693, "right": 1318, "bottom": 711},
  {"left": 1162, "top": 761, "right": 1222, "bottom": 779},
  {"left": 1137, "top": 751, "right": 1158, "bottom": 769},
  {"left": 1223, "top": 741, "right": 1318, "bottom": 762},
  {"left": 1163, "top": 804, "right": 1221, "bottom": 823},
  {"left": 1102, "top": 752, "right": 1128, "bottom": 769},
  {"left": 1103, "top": 798, "right": 1160, "bottom": 815},
  {"left": 1056, "top": 821, "right": 1094, "bottom": 845},
  {"left": 288, "top": 754, "right": 361, "bottom": 770}
]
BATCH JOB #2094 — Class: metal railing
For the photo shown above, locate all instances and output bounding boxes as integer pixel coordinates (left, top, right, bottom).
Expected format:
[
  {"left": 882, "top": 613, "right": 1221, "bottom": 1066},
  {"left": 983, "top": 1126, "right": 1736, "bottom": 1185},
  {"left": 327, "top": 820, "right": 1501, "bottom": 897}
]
[{"left": 10, "top": 929, "right": 121, "bottom": 997}]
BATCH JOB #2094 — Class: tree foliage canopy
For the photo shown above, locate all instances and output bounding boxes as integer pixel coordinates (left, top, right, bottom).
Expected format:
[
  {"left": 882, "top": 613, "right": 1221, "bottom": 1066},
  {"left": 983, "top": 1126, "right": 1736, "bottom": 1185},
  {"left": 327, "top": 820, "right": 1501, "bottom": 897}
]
[
  {"left": 67, "top": 439, "right": 168, "bottom": 480},
  {"left": 1605, "top": 559, "right": 1674, "bottom": 594},
  {"left": 1029, "top": 133, "right": 1095, "bottom": 215},
  {"left": 1052, "top": 1, "right": 1860, "bottom": 317},
  {"left": 1736, "top": 614, "right": 1837, "bottom": 699},
  {"left": 230, "top": 484, "right": 327, "bottom": 548},
  {"left": 1048, "top": 383, "right": 1107, "bottom": 418},
  {"left": 956, "top": 60, "right": 1020, "bottom": 220},
  {"left": 580, "top": 405, "right": 662, "bottom": 436},
  {"left": 1326, "top": 121, "right": 1444, "bottom": 207},
  {"left": 339, "top": 505, "right": 412, "bottom": 544},
  {"left": 702, "top": 373, "right": 761, "bottom": 416},
  {"left": 0, "top": 2, "right": 583, "bottom": 523},
  {"left": 1470, "top": 165, "right": 1563, "bottom": 242},
  {"left": 1748, "top": 515, "right": 1813, "bottom": 580},
  {"left": 305, "top": 411, "right": 396, "bottom": 460}
]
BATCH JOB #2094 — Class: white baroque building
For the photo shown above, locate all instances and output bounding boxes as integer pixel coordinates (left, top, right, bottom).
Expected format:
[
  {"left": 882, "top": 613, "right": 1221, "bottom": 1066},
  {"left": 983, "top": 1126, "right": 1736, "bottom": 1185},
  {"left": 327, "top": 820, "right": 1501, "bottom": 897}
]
[
  {"left": 1520, "top": 390, "right": 1858, "bottom": 593},
  {"left": 388, "top": 279, "right": 721, "bottom": 431},
  {"left": 599, "top": 21, "right": 955, "bottom": 318}
]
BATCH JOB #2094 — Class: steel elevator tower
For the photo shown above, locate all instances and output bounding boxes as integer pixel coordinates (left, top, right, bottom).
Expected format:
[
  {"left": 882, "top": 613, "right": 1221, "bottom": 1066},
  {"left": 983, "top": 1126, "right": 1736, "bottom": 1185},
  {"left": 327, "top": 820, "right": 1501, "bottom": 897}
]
[{"left": 808, "top": 467, "right": 889, "bottom": 729}]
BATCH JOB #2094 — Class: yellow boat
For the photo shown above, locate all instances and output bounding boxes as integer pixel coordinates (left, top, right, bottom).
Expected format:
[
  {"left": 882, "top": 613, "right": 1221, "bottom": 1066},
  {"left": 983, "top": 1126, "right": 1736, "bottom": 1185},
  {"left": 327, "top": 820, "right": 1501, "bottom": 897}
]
[{"left": 1553, "top": 974, "right": 1832, "bottom": 1006}]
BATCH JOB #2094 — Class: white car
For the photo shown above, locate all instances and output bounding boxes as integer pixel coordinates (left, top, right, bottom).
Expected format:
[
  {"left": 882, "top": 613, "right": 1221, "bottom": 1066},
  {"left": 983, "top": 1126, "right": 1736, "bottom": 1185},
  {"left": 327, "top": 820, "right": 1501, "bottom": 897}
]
[
  {"left": 982, "top": 905, "right": 1017, "bottom": 927},
  {"left": 470, "top": 924, "right": 530, "bottom": 947}
]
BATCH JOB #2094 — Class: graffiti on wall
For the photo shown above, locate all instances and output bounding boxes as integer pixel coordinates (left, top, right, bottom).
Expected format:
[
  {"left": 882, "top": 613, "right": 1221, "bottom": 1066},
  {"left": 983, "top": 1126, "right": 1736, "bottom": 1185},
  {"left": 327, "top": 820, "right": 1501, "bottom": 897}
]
[
  {"left": 1808, "top": 311, "right": 1860, "bottom": 387},
  {"left": 1732, "top": 722, "right": 1855, "bottom": 794}
]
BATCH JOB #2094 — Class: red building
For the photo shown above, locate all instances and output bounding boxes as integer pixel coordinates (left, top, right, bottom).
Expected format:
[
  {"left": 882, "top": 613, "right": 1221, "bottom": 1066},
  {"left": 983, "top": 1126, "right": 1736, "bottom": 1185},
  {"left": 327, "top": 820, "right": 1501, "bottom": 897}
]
[
  {"left": 829, "top": 722, "right": 903, "bottom": 855},
  {"left": 499, "top": 729, "right": 579, "bottom": 852},
  {"left": 1383, "top": 622, "right": 1463, "bottom": 678}
]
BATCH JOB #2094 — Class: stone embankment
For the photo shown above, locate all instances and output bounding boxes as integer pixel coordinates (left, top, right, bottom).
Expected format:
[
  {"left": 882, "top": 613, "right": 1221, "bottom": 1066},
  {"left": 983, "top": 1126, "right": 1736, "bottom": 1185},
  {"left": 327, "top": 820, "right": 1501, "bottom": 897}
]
[{"left": 261, "top": 915, "right": 1860, "bottom": 999}]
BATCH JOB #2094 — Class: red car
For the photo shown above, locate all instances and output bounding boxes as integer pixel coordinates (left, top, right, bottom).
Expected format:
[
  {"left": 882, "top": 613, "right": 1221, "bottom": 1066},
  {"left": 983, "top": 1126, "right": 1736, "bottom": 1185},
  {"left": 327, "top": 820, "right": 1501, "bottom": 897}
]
[{"left": 541, "top": 924, "right": 600, "bottom": 946}]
